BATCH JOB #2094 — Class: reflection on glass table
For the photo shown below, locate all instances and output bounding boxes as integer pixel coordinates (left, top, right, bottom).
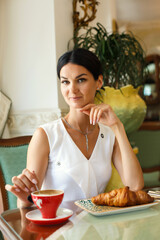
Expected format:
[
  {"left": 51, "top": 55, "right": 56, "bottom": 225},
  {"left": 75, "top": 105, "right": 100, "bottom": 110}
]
[
  {"left": 54, "top": 203, "right": 160, "bottom": 240},
  {"left": 0, "top": 207, "right": 73, "bottom": 240},
  {"left": 0, "top": 201, "right": 160, "bottom": 240}
]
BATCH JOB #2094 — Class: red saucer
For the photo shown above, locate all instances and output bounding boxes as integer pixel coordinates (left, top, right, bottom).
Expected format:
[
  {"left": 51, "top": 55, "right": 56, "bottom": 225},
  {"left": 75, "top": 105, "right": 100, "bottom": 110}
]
[{"left": 26, "top": 208, "right": 73, "bottom": 225}]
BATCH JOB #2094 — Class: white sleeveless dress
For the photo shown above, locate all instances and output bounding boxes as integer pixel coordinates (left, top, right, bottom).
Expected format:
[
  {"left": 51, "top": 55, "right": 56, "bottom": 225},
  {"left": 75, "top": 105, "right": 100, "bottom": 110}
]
[{"left": 40, "top": 118, "right": 115, "bottom": 211}]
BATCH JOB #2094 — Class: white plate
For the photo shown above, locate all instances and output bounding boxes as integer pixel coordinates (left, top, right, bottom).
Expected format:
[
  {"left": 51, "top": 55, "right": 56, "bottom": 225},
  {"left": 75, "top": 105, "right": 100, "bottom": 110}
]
[
  {"left": 26, "top": 208, "right": 73, "bottom": 225},
  {"left": 75, "top": 199, "right": 159, "bottom": 216}
]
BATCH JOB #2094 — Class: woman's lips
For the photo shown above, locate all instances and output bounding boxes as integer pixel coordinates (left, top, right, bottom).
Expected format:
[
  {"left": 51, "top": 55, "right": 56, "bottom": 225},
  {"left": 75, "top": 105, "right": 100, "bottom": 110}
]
[{"left": 69, "top": 96, "right": 82, "bottom": 101}]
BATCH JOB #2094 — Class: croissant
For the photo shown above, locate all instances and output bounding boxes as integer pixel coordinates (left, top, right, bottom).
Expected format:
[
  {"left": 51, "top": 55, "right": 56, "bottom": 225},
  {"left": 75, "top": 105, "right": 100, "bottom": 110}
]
[{"left": 91, "top": 186, "right": 154, "bottom": 207}]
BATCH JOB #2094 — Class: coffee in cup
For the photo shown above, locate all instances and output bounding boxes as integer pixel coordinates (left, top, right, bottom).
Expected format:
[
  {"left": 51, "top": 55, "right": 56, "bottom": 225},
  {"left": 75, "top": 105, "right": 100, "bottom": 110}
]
[{"left": 31, "top": 189, "right": 64, "bottom": 219}]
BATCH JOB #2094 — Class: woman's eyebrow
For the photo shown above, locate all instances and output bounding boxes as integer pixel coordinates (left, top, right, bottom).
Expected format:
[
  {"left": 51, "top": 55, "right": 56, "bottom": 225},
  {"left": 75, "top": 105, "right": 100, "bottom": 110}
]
[
  {"left": 75, "top": 73, "right": 87, "bottom": 79},
  {"left": 60, "top": 76, "right": 68, "bottom": 79},
  {"left": 60, "top": 73, "right": 87, "bottom": 80}
]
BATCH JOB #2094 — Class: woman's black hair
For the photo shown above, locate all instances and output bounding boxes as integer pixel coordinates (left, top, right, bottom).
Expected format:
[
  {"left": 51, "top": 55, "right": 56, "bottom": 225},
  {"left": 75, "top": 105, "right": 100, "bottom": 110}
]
[{"left": 57, "top": 48, "right": 103, "bottom": 81}]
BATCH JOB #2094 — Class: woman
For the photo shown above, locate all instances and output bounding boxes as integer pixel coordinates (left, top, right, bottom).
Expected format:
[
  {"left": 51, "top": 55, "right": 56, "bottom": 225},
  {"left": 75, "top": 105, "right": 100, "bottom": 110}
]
[{"left": 5, "top": 48, "right": 144, "bottom": 210}]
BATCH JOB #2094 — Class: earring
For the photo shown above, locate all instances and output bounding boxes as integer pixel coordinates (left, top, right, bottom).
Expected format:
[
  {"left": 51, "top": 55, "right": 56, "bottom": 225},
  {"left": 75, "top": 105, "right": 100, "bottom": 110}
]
[{"left": 97, "top": 88, "right": 99, "bottom": 90}]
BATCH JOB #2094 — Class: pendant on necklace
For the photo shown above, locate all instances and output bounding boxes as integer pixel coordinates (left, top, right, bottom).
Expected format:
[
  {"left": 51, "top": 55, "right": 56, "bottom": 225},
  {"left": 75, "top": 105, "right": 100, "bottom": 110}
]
[
  {"left": 63, "top": 118, "right": 94, "bottom": 152},
  {"left": 84, "top": 134, "right": 89, "bottom": 152}
]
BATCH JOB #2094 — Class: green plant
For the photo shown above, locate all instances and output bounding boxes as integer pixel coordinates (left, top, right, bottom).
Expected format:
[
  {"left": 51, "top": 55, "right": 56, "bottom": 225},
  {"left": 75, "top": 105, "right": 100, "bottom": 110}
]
[{"left": 68, "top": 22, "right": 146, "bottom": 88}]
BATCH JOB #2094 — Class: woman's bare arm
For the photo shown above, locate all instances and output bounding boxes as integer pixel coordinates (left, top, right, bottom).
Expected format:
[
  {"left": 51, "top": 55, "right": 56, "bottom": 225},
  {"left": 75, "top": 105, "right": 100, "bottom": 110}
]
[
  {"left": 5, "top": 128, "right": 49, "bottom": 208},
  {"left": 112, "top": 122, "right": 144, "bottom": 191}
]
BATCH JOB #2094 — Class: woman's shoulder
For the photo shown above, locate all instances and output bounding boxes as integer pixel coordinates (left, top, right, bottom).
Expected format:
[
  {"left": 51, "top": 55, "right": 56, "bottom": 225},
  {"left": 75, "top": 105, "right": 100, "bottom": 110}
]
[
  {"left": 38, "top": 118, "right": 64, "bottom": 149},
  {"left": 38, "top": 118, "right": 63, "bottom": 141}
]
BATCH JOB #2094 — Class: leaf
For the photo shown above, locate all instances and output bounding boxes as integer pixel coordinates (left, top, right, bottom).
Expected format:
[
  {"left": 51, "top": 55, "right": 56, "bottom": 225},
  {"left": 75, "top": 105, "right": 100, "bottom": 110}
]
[{"left": 68, "top": 22, "right": 146, "bottom": 88}]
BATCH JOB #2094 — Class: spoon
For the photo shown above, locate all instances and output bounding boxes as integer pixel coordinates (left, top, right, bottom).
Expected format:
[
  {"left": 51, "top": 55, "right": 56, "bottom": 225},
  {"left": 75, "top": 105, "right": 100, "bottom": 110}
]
[
  {"left": 35, "top": 184, "right": 40, "bottom": 193},
  {"left": 27, "top": 184, "right": 40, "bottom": 203}
]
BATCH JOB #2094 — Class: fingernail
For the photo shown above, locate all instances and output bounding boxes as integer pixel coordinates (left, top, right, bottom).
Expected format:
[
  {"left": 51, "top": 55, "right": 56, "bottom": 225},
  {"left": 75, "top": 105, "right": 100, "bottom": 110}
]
[
  {"left": 90, "top": 119, "right": 92, "bottom": 125},
  {"left": 15, "top": 188, "right": 20, "bottom": 192},
  {"left": 32, "top": 179, "right": 37, "bottom": 184},
  {"left": 31, "top": 187, "right": 35, "bottom": 192},
  {"left": 24, "top": 187, "right": 29, "bottom": 192},
  {"left": 93, "top": 120, "right": 95, "bottom": 125}
]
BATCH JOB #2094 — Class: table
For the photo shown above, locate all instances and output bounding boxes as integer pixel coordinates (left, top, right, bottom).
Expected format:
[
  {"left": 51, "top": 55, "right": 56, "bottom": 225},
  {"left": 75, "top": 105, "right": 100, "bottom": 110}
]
[{"left": 0, "top": 200, "right": 160, "bottom": 240}]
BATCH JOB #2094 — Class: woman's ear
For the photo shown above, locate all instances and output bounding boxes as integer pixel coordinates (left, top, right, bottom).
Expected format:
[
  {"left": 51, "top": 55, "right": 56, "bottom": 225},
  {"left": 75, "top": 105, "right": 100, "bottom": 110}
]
[{"left": 97, "top": 75, "right": 103, "bottom": 89}]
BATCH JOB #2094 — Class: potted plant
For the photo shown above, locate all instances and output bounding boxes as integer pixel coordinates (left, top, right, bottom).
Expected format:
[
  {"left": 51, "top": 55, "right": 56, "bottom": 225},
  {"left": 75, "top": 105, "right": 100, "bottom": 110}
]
[
  {"left": 68, "top": 22, "right": 147, "bottom": 134},
  {"left": 69, "top": 22, "right": 146, "bottom": 88}
]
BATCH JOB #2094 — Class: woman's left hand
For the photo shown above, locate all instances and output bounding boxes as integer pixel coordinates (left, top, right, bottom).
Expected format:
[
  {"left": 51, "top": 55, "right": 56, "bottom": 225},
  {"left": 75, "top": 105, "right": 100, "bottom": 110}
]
[{"left": 80, "top": 103, "right": 121, "bottom": 128}]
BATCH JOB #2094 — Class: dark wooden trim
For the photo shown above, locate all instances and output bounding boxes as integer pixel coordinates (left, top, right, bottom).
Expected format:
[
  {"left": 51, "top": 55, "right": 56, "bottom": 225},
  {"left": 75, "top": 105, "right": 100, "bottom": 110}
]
[
  {"left": 0, "top": 136, "right": 32, "bottom": 147},
  {"left": 0, "top": 168, "right": 8, "bottom": 211},
  {"left": 142, "top": 166, "right": 160, "bottom": 173},
  {"left": 139, "top": 121, "right": 160, "bottom": 130}
]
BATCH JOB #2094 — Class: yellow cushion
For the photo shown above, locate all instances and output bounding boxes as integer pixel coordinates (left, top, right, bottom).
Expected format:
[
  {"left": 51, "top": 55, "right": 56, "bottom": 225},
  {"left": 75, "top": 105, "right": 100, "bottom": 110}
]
[{"left": 105, "top": 162, "right": 124, "bottom": 192}]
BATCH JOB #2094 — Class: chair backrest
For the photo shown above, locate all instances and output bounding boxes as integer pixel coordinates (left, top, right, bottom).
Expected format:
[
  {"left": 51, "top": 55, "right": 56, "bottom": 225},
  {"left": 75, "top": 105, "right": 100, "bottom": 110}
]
[
  {"left": 0, "top": 136, "right": 32, "bottom": 212},
  {"left": 129, "top": 130, "right": 160, "bottom": 188}
]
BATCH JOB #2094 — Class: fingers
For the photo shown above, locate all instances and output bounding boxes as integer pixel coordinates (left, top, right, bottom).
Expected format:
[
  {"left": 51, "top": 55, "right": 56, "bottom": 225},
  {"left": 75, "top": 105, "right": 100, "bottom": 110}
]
[
  {"left": 90, "top": 106, "right": 97, "bottom": 125},
  {"left": 80, "top": 104, "right": 102, "bottom": 124},
  {"left": 11, "top": 169, "right": 38, "bottom": 193},
  {"left": 5, "top": 184, "right": 20, "bottom": 193},
  {"left": 79, "top": 104, "right": 94, "bottom": 116},
  {"left": 22, "top": 169, "right": 38, "bottom": 186},
  {"left": 12, "top": 175, "right": 31, "bottom": 193},
  {"left": 80, "top": 103, "right": 117, "bottom": 127},
  {"left": 5, "top": 169, "right": 39, "bottom": 206},
  {"left": 80, "top": 104, "right": 109, "bottom": 125},
  {"left": 90, "top": 106, "right": 104, "bottom": 125},
  {"left": 5, "top": 184, "right": 33, "bottom": 204}
]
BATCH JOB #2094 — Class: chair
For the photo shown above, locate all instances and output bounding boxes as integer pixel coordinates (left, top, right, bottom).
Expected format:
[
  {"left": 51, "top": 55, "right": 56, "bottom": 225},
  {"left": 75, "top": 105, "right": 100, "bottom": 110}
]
[
  {"left": 0, "top": 136, "right": 32, "bottom": 212},
  {"left": 129, "top": 130, "right": 160, "bottom": 188}
]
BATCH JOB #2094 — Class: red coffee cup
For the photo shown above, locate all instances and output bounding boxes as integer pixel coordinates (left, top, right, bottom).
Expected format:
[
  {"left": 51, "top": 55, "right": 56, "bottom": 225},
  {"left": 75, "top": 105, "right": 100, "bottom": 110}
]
[{"left": 31, "top": 189, "right": 64, "bottom": 219}]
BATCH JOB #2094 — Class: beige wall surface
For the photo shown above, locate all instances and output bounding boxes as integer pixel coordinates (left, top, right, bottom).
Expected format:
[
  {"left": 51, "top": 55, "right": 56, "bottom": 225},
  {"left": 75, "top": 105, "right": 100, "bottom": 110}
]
[{"left": 0, "top": 0, "right": 58, "bottom": 112}]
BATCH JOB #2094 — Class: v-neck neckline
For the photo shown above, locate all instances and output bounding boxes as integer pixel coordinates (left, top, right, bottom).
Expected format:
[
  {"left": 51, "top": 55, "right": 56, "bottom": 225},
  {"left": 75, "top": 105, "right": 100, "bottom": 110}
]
[{"left": 60, "top": 118, "right": 100, "bottom": 161}]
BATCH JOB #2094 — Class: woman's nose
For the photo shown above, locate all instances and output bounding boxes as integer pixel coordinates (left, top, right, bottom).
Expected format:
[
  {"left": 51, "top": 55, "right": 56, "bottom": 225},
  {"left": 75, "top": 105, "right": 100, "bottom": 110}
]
[{"left": 70, "top": 83, "right": 79, "bottom": 93}]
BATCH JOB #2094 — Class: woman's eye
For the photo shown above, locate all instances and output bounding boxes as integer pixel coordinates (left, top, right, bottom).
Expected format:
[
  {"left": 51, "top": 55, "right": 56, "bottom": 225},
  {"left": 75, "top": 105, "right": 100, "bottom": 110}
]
[
  {"left": 61, "top": 80, "right": 69, "bottom": 85},
  {"left": 78, "top": 78, "right": 86, "bottom": 83}
]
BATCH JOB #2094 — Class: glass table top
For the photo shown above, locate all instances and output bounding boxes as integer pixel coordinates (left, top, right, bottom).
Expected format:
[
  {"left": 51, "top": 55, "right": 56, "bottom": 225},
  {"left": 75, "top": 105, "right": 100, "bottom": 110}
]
[
  {"left": 52, "top": 203, "right": 160, "bottom": 240},
  {"left": 0, "top": 202, "right": 160, "bottom": 240}
]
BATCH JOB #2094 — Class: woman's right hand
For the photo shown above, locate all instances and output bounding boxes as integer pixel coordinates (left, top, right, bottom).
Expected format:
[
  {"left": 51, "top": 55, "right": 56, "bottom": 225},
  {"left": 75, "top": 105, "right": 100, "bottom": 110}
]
[{"left": 5, "top": 169, "right": 39, "bottom": 206}]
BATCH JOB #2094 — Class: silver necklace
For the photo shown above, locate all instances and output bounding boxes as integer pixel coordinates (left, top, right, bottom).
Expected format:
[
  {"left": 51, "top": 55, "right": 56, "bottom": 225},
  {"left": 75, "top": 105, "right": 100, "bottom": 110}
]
[{"left": 63, "top": 118, "right": 96, "bottom": 152}]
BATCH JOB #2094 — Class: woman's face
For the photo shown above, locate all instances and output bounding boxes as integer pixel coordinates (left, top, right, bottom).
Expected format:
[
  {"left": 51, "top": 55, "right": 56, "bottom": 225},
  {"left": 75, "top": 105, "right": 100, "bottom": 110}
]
[{"left": 60, "top": 63, "right": 103, "bottom": 109}]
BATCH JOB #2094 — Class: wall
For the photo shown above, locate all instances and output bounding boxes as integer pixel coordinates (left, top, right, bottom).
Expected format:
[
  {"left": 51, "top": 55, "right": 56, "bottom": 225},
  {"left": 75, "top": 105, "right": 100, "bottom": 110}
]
[
  {"left": 0, "top": 0, "right": 73, "bottom": 137},
  {"left": 115, "top": 0, "right": 160, "bottom": 55},
  {"left": 0, "top": 0, "right": 116, "bottom": 137}
]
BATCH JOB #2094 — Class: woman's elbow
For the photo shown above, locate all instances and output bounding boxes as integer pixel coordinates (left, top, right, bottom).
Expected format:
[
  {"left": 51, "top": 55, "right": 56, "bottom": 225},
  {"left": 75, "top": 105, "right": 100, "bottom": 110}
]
[{"left": 129, "top": 178, "right": 144, "bottom": 191}]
